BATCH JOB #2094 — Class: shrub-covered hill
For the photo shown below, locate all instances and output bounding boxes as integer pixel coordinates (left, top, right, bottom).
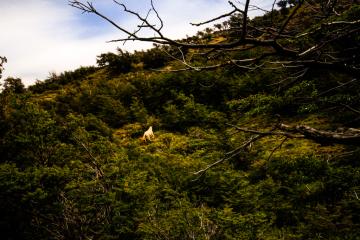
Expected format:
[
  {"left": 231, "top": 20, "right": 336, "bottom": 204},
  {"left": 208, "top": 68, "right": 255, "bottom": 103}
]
[{"left": 0, "top": 2, "right": 359, "bottom": 240}]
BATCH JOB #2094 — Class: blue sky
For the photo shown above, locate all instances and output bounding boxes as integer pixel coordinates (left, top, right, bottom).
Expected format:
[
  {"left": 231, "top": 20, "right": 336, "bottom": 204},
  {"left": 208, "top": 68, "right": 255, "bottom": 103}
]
[{"left": 0, "top": 0, "right": 275, "bottom": 86}]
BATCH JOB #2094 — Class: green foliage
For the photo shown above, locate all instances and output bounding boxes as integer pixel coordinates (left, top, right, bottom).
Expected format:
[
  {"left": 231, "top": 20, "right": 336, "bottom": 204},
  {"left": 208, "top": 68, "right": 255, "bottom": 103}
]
[
  {"left": 0, "top": 102, "right": 61, "bottom": 167},
  {"left": 77, "top": 93, "right": 130, "bottom": 127},
  {"left": 97, "top": 49, "right": 133, "bottom": 75},
  {"left": 134, "top": 46, "right": 170, "bottom": 69},
  {"left": 1, "top": 2, "right": 359, "bottom": 239},
  {"left": 163, "top": 92, "right": 209, "bottom": 129},
  {"left": 0, "top": 164, "right": 72, "bottom": 239},
  {"left": 0, "top": 56, "right": 6, "bottom": 80},
  {"left": 228, "top": 93, "right": 284, "bottom": 116},
  {"left": 1, "top": 77, "right": 25, "bottom": 94},
  {"left": 29, "top": 66, "right": 97, "bottom": 93},
  {"left": 130, "top": 97, "right": 148, "bottom": 124}
]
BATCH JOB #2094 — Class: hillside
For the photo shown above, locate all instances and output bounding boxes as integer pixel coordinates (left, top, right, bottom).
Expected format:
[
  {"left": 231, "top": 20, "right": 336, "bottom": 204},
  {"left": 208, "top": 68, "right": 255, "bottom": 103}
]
[{"left": 0, "top": 1, "right": 359, "bottom": 239}]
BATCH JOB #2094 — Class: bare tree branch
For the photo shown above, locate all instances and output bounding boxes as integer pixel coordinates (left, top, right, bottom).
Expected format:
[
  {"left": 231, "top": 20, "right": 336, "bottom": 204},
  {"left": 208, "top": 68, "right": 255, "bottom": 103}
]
[
  {"left": 69, "top": 0, "right": 358, "bottom": 78},
  {"left": 241, "top": 0, "right": 251, "bottom": 40},
  {"left": 228, "top": 123, "right": 305, "bottom": 139},
  {"left": 279, "top": 124, "right": 360, "bottom": 145},
  {"left": 229, "top": 122, "right": 360, "bottom": 146},
  {"left": 69, "top": 1, "right": 137, "bottom": 38},
  {"left": 267, "top": 136, "right": 288, "bottom": 161},
  {"left": 73, "top": 135, "right": 104, "bottom": 179},
  {"left": 191, "top": 7, "right": 239, "bottom": 27},
  {"left": 277, "top": 0, "right": 304, "bottom": 38},
  {"left": 68, "top": 1, "right": 360, "bottom": 178},
  {"left": 150, "top": 0, "right": 164, "bottom": 31},
  {"left": 193, "top": 134, "right": 263, "bottom": 176},
  {"left": 340, "top": 104, "right": 360, "bottom": 115},
  {"left": 316, "top": 78, "right": 358, "bottom": 97},
  {"left": 69, "top": 0, "right": 298, "bottom": 56},
  {"left": 193, "top": 121, "right": 360, "bottom": 176}
]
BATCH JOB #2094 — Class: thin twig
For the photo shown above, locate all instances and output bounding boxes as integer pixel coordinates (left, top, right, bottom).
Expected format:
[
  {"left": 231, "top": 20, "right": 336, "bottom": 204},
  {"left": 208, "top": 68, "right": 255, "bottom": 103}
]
[
  {"left": 73, "top": 136, "right": 104, "bottom": 178},
  {"left": 191, "top": 9, "right": 238, "bottom": 26},
  {"left": 277, "top": 1, "right": 304, "bottom": 38},
  {"left": 193, "top": 134, "right": 263, "bottom": 177},
  {"left": 317, "top": 78, "right": 357, "bottom": 97},
  {"left": 228, "top": 123, "right": 305, "bottom": 138},
  {"left": 340, "top": 104, "right": 360, "bottom": 115},
  {"left": 267, "top": 137, "right": 288, "bottom": 161}
]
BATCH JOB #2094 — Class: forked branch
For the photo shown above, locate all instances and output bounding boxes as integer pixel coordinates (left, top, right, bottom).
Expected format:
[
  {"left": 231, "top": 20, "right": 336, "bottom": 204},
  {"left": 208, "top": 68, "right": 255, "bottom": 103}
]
[
  {"left": 194, "top": 122, "right": 360, "bottom": 176},
  {"left": 69, "top": 1, "right": 358, "bottom": 76},
  {"left": 69, "top": 1, "right": 297, "bottom": 54}
]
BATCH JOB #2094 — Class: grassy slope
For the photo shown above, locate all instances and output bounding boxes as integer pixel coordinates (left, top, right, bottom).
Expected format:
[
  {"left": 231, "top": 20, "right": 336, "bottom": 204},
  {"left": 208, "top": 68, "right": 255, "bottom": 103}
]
[{"left": 3, "top": 3, "right": 358, "bottom": 239}]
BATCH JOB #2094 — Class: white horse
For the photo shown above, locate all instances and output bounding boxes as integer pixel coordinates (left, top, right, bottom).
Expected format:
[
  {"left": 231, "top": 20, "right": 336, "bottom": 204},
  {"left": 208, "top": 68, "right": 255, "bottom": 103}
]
[{"left": 141, "top": 126, "right": 155, "bottom": 142}]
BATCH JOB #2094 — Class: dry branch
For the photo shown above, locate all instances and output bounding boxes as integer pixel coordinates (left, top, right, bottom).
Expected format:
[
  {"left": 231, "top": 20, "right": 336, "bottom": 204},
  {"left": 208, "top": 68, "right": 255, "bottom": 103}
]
[
  {"left": 69, "top": 0, "right": 359, "bottom": 76},
  {"left": 279, "top": 124, "right": 360, "bottom": 145},
  {"left": 194, "top": 122, "right": 360, "bottom": 176},
  {"left": 193, "top": 134, "right": 263, "bottom": 177},
  {"left": 73, "top": 136, "right": 104, "bottom": 179},
  {"left": 229, "top": 122, "right": 360, "bottom": 146},
  {"left": 68, "top": 1, "right": 360, "bottom": 172}
]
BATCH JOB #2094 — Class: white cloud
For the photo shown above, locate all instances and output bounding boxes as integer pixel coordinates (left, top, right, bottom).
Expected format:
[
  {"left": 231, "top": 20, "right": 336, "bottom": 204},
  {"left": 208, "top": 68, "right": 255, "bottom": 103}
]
[
  {"left": 0, "top": 0, "right": 274, "bottom": 86},
  {"left": 0, "top": 0, "right": 120, "bottom": 85}
]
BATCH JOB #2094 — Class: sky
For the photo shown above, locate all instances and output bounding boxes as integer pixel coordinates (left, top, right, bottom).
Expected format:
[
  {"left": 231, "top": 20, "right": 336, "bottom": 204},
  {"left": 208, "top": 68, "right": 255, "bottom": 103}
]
[{"left": 0, "top": 0, "right": 275, "bottom": 86}]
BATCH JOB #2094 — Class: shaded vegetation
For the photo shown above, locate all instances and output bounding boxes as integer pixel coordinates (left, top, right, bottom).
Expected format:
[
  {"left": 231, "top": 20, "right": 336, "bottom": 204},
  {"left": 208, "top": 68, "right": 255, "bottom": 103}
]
[{"left": 1, "top": 1, "right": 359, "bottom": 239}]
